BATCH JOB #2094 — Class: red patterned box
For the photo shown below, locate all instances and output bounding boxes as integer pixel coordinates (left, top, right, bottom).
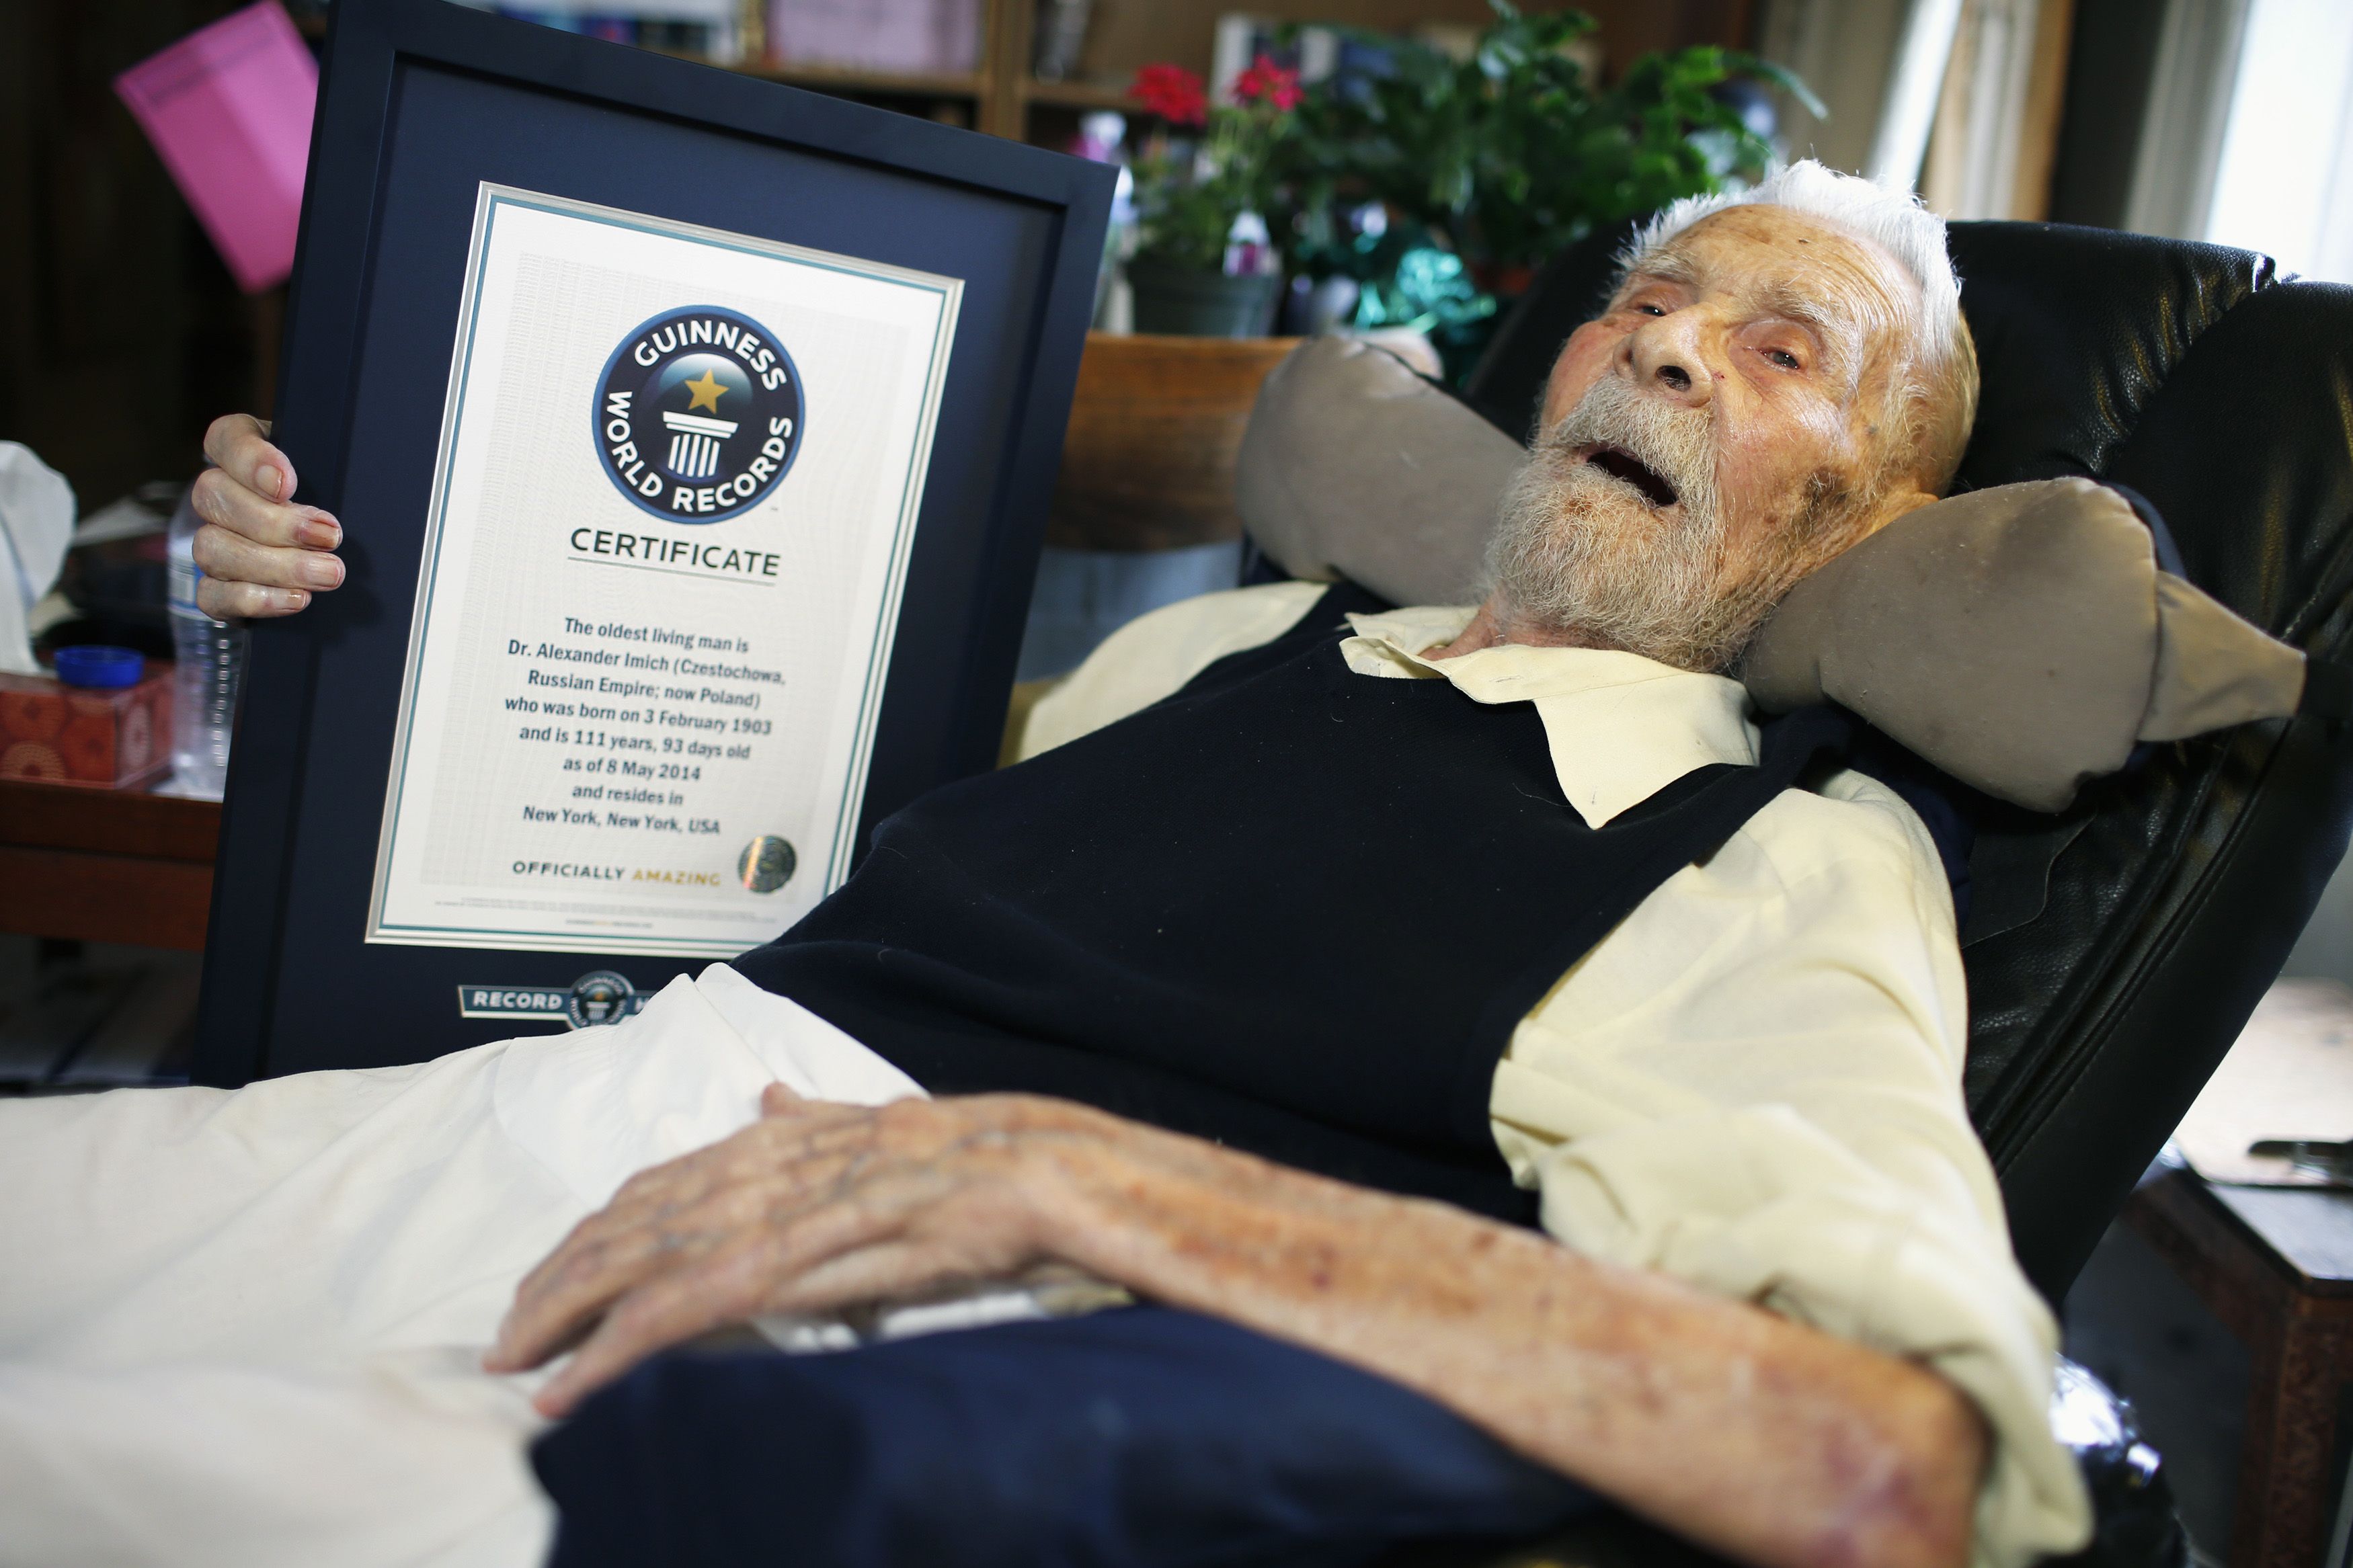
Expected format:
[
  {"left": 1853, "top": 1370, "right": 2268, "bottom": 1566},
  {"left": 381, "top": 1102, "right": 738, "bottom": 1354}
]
[{"left": 0, "top": 667, "right": 175, "bottom": 789}]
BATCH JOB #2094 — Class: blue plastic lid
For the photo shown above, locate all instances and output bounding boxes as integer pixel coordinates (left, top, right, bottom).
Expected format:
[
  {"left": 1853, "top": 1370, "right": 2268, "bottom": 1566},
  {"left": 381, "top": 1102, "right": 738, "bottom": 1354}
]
[{"left": 54, "top": 645, "right": 146, "bottom": 690}]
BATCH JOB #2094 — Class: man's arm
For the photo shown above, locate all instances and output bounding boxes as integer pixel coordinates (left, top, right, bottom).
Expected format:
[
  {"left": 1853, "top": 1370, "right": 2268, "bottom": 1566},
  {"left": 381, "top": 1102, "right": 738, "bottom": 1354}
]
[
  {"left": 488, "top": 1085, "right": 1984, "bottom": 1568},
  {"left": 1494, "top": 772, "right": 2090, "bottom": 1567}
]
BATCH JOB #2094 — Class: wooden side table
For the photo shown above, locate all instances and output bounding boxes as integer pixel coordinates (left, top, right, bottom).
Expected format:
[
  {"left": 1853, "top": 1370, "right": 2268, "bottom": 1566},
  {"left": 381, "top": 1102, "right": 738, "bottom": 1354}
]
[
  {"left": 0, "top": 777, "right": 221, "bottom": 950},
  {"left": 1045, "top": 332, "right": 1302, "bottom": 553},
  {"left": 2124, "top": 1166, "right": 2353, "bottom": 1567}
]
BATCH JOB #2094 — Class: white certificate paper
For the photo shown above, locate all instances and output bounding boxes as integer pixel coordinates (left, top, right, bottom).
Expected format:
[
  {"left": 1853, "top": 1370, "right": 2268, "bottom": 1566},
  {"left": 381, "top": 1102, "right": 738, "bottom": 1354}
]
[{"left": 367, "top": 185, "right": 959, "bottom": 957}]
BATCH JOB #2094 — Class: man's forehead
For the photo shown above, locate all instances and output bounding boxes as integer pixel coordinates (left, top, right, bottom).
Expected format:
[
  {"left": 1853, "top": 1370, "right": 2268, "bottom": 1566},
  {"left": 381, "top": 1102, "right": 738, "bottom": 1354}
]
[
  {"left": 1618, "top": 205, "right": 1925, "bottom": 393},
  {"left": 1629, "top": 206, "right": 1919, "bottom": 333}
]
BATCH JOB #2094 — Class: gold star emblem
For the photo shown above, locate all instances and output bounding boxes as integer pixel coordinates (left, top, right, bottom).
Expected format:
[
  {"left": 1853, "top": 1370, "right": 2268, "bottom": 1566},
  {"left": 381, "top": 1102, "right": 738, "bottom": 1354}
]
[{"left": 682, "top": 367, "right": 729, "bottom": 413}]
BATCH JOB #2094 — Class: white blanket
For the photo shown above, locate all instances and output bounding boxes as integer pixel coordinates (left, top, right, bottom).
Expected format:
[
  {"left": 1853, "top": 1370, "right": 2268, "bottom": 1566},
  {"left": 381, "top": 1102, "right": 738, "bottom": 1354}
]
[{"left": 0, "top": 966, "right": 1031, "bottom": 1568}]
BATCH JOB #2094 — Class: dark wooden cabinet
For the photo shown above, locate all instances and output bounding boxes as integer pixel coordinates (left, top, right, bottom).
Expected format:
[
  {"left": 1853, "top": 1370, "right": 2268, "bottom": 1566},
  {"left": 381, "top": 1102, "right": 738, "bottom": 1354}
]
[{"left": 0, "top": 779, "right": 219, "bottom": 951}]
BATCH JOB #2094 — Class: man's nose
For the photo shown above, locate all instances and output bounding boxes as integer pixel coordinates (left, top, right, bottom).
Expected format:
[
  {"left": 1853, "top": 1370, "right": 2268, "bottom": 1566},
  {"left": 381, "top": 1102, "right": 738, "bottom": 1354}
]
[{"left": 1624, "top": 319, "right": 1712, "bottom": 408}]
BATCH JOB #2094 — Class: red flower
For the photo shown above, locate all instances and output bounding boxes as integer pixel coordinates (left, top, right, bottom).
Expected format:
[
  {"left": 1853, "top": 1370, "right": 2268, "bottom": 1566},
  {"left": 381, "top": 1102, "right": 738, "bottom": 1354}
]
[
  {"left": 1232, "top": 54, "right": 1302, "bottom": 112},
  {"left": 1129, "top": 63, "right": 1207, "bottom": 128}
]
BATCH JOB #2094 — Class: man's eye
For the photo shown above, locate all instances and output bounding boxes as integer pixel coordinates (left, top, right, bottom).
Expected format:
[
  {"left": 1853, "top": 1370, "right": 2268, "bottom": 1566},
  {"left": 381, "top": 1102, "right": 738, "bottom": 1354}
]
[
  {"left": 1636, "top": 304, "right": 1667, "bottom": 317},
  {"left": 1767, "top": 348, "right": 1802, "bottom": 370}
]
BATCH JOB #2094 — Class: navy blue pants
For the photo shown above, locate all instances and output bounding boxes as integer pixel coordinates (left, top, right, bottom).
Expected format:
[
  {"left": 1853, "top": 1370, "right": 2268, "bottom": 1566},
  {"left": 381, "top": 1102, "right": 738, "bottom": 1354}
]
[{"left": 533, "top": 1305, "right": 1601, "bottom": 1568}]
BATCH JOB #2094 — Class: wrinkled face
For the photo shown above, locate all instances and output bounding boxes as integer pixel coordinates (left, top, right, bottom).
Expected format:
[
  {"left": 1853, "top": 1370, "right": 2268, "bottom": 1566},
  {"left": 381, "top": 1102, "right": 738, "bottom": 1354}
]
[{"left": 1488, "top": 204, "right": 1934, "bottom": 671}]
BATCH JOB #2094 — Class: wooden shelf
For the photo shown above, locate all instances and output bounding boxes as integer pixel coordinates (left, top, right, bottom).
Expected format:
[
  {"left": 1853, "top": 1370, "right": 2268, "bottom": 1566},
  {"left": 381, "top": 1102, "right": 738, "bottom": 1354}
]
[
  {"left": 284, "top": 5, "right": 1181, "bottom": 140},
  {"left": 286, "top": 0, "right": 1753, "bottom": 145},
  {"left": 1022, "top": 79, "right": 1138, "bottom": 112},
  {"left": 735, "top": 60, "right": 986, "bottom": 99},
  {"left": 667, "top": 60, "right": 1153, "bottom": 131}
]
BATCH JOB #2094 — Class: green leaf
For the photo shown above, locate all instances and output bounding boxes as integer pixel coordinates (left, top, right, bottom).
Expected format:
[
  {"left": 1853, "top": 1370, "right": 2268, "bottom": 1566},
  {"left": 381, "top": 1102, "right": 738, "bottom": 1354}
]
[
  {"left": 1727, "top": 50, "right": 1829, "bottom": 120},
  {"left": 1265, "top": 7, "right": 1817, "bottom": 281}
]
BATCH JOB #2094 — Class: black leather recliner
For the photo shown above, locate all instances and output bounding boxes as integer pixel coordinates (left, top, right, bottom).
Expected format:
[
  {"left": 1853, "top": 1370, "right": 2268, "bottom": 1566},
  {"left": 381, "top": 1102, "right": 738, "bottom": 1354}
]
[{"left": 1464, "top": 218, "right": 2353, "bottom": 1309}]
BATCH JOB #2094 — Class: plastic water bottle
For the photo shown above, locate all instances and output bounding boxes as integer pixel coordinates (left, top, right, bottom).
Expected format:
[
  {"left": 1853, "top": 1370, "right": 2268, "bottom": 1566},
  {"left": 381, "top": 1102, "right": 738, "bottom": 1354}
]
[{"left": 167, "top": 490, "right": 247, "bottom": 799}]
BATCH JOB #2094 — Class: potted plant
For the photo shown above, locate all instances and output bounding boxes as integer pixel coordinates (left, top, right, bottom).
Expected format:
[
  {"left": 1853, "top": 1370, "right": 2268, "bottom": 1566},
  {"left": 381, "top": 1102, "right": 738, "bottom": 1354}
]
[
  {"left": 1124, "top": 56, "right": 1303, "bottom": 337},
  {"left": 1277, "top": 2, "right": 1820, "bottom": 377}
]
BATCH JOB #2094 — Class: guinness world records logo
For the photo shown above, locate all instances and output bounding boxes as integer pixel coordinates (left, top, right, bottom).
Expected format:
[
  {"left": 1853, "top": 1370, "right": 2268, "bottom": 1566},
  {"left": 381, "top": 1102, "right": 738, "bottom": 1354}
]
[
  {"left": 454, "top": 969, "right": 648, "bottom": 1030},
  {"left": 562, "top": 970, "right": 640, "bottom": 1029},
  {"left": 594, "top": 306, "right": 803, "bottom": 523},
  {"left": 736, "top": 835, "right": 796, "bottom": 893}
]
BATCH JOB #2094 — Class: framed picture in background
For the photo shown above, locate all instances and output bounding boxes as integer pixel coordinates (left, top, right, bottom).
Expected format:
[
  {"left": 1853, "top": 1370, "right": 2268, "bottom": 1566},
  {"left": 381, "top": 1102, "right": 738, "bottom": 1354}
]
[{"left": 196, "top": 0, "right": 1113, "bottom": 1085}]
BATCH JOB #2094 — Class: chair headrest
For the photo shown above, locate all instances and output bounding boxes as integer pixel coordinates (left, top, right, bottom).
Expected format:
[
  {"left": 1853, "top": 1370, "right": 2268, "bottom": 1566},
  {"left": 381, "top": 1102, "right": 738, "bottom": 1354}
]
[
  {"left": 1234, "top": 335, "right": 2309, "bottom": 811},
  {"left": 1235, "top": 335, "right": 1517, "bottom": 607}
]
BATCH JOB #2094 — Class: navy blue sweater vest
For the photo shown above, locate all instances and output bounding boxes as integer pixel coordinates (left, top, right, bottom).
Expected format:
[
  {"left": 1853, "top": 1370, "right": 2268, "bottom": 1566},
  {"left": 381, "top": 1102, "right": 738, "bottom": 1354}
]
[{"left": 733, "top": 586, "right": 1861, "bottom": 1222}]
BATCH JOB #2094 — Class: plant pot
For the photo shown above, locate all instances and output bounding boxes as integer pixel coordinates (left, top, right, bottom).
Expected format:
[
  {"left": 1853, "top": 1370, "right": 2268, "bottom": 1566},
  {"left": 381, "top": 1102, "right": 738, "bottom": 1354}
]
[{"left": 1127, "top": 259, "right": 1281, "bottom": 338}]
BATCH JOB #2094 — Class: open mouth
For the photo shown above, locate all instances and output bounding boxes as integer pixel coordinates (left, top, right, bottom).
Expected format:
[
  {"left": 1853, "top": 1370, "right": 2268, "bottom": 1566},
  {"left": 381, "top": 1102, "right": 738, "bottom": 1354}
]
[{"left": 1584, "top": 446, "right": 1679, "bottom": 509}]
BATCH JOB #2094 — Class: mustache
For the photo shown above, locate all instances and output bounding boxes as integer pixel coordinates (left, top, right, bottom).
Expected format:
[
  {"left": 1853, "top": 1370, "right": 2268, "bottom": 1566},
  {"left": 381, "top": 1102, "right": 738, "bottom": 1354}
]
[
  {"left": 1484, "top": 370, "right": 1883, "bottom": 671},
  {"left": 1533, "top": 376, "right": 1720, "bottom": 524}
]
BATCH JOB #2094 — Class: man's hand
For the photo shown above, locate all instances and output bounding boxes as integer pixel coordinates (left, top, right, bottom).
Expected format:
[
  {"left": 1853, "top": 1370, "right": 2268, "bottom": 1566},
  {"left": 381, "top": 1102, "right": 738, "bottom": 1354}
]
[
  {"left": 190, "top": 415, "right": 344, "bottom": 618},
  {"left": 488, "top": 1085, "right": 1986, "bottom": 1568},
  {"left": 488, "top": 1087, "right": 1099, "bottom": 1416}
]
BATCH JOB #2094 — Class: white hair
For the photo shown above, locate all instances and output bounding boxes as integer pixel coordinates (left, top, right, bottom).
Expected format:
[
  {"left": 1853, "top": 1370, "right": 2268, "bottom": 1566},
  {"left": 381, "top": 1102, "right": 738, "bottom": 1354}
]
[
  {"left": 1622, "top": 161, "right": 1977, "bottom": 491},
  {"left": 1627, "top": 162, "right": 1960, "bottom": 360}
]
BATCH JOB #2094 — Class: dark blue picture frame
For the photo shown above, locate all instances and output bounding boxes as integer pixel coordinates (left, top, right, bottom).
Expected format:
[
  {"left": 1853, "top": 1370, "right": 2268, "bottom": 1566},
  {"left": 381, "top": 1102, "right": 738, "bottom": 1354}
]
[{"left": 196, "top": 0, "right": 1114, "bottom": 1085}]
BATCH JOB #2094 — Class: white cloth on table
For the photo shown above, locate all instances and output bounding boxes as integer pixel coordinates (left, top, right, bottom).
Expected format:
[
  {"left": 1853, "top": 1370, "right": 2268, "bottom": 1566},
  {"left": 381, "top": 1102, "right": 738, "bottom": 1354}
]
[{"left": 0, "top": 966, "right": 961, "bottom": 1568}]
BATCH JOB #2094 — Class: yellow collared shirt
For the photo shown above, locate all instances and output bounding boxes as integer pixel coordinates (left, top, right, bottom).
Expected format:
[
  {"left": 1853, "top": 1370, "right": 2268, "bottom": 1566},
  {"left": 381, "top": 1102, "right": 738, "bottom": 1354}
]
[{"left": 1019, "top": 581, "right": 2091, "bottom": 1568}]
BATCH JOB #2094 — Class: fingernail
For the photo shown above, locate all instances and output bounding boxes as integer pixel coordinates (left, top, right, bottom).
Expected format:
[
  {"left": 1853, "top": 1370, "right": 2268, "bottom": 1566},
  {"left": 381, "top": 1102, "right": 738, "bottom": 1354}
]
[
  {"left": 301, "top": 554, "right": 344, "bottom": 588},
  {"left": 257, "top": 465, "right": 282, "bottom": 499},
  {"left": 276, "top": 588, "right": 309, "bottom": 612},
  {"left": 299, "top": 515, "right": 342, "bottom": 548}
]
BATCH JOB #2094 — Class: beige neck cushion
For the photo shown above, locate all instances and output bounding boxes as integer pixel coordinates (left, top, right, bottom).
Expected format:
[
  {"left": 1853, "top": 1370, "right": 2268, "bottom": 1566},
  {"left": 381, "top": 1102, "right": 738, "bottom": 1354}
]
[
  {"left": 1739, "top": 479, "right": 2305, "bottom": 810},
  {"left": 1236, "top": 336, "right": 1520, "bottom": 606},
  {"left": 1234, "top": 336, "right": 2310, "bottom": 812}
]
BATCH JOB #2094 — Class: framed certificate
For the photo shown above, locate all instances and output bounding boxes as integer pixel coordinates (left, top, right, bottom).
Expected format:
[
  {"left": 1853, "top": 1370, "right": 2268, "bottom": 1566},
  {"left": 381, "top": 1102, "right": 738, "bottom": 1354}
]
[
  {"left": 368, "top": 188, "right": 959, "bottom": 958},
  {"left": 196, "top": 0, "right": 1113, "bottom": 1083}
]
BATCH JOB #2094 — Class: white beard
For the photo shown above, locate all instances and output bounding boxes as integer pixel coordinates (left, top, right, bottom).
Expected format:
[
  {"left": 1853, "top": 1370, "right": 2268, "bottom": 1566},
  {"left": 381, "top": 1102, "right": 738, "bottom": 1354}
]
[{"left": 1484, "top": 376, "right": 1865, "bottom": 672}]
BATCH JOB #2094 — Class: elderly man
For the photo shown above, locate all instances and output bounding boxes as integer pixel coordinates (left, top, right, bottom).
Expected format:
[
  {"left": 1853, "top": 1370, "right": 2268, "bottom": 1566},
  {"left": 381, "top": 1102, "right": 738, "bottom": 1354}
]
[{"left": 0, "top": 165, "right": 2089, "bottom": 1568}]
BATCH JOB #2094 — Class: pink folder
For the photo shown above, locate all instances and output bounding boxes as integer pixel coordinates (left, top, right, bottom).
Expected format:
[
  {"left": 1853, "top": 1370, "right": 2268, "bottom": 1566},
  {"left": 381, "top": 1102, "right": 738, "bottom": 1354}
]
[{"left": 116, "top": 2, "right": 318, "bottom": 294}]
